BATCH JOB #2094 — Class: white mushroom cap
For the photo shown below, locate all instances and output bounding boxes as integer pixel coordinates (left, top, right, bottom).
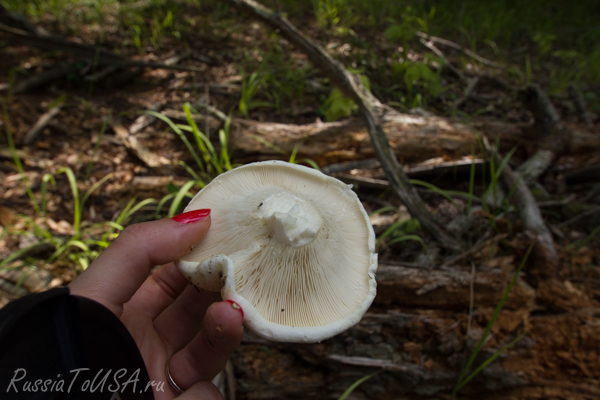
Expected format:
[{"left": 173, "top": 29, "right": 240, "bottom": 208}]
[{"left": 176, "top": 161, "right": 377, "bottom": 343}]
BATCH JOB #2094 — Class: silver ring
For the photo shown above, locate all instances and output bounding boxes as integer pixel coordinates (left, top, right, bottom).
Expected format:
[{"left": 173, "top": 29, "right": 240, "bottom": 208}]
[{"left": 165, "top": 356, "right": 185, "bottom": 394}]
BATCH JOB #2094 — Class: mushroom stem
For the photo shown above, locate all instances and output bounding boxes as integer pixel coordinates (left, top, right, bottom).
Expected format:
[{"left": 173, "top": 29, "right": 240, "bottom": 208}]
[{"left": 257, "top": 191, "right": 323, "bottom": 247}]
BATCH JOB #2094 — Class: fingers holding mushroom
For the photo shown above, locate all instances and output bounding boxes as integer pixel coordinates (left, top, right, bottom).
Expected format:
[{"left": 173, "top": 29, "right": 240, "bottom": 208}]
[
  {"left": 168, "top": 301, "right": 244, "bottom": 389},
  {"left": 69, "top": 216, "right": 211, "bottom": 317},
  {"left": 153, "top": 283, "right": 222, "bottom": 354}
]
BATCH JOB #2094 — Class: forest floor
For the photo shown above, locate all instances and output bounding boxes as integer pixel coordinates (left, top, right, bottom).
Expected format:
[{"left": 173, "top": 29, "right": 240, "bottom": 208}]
[{"left": 1, "top": 1, "right": 600, "bottom": 399}]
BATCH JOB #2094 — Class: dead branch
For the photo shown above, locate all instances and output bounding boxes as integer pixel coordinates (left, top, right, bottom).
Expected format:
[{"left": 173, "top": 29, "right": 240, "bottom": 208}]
[
  {"left": 453, "top": 77, "right": 479, "bottom": 109},
  {"left": 321, "top": 158, "right": 382, "bottom": 175},
  {"left": 0, "top": 4, "right": 48, "bottom": 36},
  {"left": 109, "top": 116, "right": 172, "bottom": 172},
  {"left": 0, "top": 23, "right": 204, "bottom": 73},
  {"left": 11, "top": 61, "right": 83, "bottom": 94},
  {"left": 222, "top": 0, "right": 464, "bottom": 251},
  {"left": 441, "top": 234, "right": 507, "bottom": 267},
  {"left": 558, "top": 205, "right": 600, "bottom": 228},
  {"left": 130, "top": 103, "right": 163, "bottom": 135},
  {"left": 416, "top": 32, "right": 505, "bottom": 69},
  {"left": 565, "top": 163, "right": 600, "bottom": 184},
  {"left": 516, "top": 84, "right": 568, "bottom": 184},
  {"left": 568, "top": 84, "right": 593, "bottom": 126},
  {"left": 417, "top": 36, "right": 465, "bottom": 81},
  {"left": 23, "top": 105, "right": 61, "bottom": 144},
  {"left": 485, "top": 138, "right": 559, "bottom": 275}
]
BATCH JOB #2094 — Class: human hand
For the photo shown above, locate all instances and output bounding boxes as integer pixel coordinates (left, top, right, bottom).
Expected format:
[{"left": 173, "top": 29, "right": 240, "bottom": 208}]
[{"left": 69, "top": 210, "right": 243, "bottom": 399}]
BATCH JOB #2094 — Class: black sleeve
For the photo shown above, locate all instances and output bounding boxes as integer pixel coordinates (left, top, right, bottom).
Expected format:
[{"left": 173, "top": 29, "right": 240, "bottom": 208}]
[{"left": 0, "top": 287, "right": 155, "bottom": 400}]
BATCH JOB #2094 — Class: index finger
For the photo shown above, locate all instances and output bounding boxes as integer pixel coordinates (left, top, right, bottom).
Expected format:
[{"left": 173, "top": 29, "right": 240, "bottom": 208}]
[{"left": 69, "top": 214, "right": 211, "bottom": 316}]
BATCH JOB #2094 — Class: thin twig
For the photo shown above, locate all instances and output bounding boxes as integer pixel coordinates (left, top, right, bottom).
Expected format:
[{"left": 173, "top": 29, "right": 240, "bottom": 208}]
[
  {"left": 130, "top": 103, "right": 162, "bottom": 135},
  {"left": 225, "top": 361, "right": 236, "bottom": 400},
  {"left": 418, "top": 37, "right": 465, "bottom": 82},
  {"left": 11, "top": 61, "right": 83, "bottom": 94},
  {"left": 453, "top": 77, "right": 479, "bottom": 109},
  {"left": 441, "top": 233, "right": 506, "bottom": 267},
  {"left": 23, "top": 105, "right": 61, "bottom": 144},
  {"left": 109, "top": 117, "right": 172, "bottom": 170},
  {"left": 467, "top": 261, "right": 476, "bottom": 336},
  {"left": 558, "top": 205, "right": 600, "bottom": 228},
  {"left": 416, "top": 32, "right": 504, "bottom": 69}
]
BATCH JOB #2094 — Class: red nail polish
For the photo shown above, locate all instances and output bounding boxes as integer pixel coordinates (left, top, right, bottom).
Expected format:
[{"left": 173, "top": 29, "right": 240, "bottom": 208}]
[
  {"left": 225, "top": 300, "right": 244, "bottom": 319},
  {"left": 172, "top": 209, "right": 211, "bottom": 224}
]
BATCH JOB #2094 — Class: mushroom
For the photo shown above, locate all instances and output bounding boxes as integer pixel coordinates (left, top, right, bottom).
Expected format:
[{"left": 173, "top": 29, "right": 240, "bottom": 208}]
[{"left": 176, "top": 160, "right": 377, "bottom": 342}]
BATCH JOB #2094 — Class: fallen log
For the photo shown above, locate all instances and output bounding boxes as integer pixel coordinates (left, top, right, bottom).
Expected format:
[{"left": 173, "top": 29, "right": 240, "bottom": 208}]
[
  {"left": 223, "top": 112, "right": 599, "bottom": 166},
  {"left": 375, "top": 264, "right": 535, "bottom": 311}
]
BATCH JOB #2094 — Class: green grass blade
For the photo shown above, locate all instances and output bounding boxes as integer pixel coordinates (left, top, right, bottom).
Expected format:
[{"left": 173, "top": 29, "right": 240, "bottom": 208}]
[
  {"left": 376, "top": 219, "right": 410, "bottom": 248},
  {"left": 146, "top": 110, "right": 205, "bottom": 171},
  {"left": 41, "top": 173, "right": 56, "bottom": 217},
  {"left": 177, "top": 160, "right": 207, "bottom": 186},
  {"left": 288, "top": 144, "right": 299, "bottom": 164},
  {"left": 453, "top": 333, "right": 526, "bottom": 394},
  {"left": 183, "top": 103, "right": 211, "bottom": 159},
  {"left": 183, "top": 103, "right": 221, "bottom": 174},
  {"left": 49, "top": 239, "right": 90, "bottom": 262},
  {"left": 369, "top": 207, "right": 398, "bottom": 216},
  {"left": 116, "top": 198, "right": 156, "bottom": 224},
  {"left": 467, "top": 152, "right": 476, "bottom": 215},
  {"left": 168, "top": 180, "right": 196, "bottom": 217},
  {"left": 410, "top": 179, "right": 461, "bottom": 210},
  {"left": 116, "top": 197, "right": 137, "bottom": 224},
  {"left": 0, "top": 243, "right": 51, "bottom": 269},
  {"left": 386, "top": 234, "right": 428, "bottom": 253},
  {"left": 3, "top": 105, "right": 41, "bottom": 215},
  {"left": 338, "top": 371, "right": 380, "bottom": 400},
  {"left": 248, "top": 135, "right": 287, "bottom": 155},
  {"left": 81, "top": 173, "right": 112, "bottom": 208},
  {"left": 156, "top": 193, "right": 176, "bottom": 219},
  {"left": 88, "top": 221, "right": 125, "bottom": 232},
  {"left": 219, "top": 128, "right": 232, "bottom": 171},
  {"left": 454, "top": 239, "right": 536, "bottom": 391},
  {"left": 302, "top": 159, "right": 320, "bottom": 170},
  {"left": 85, "top": 115, "right": 108, "bottom": 181}
]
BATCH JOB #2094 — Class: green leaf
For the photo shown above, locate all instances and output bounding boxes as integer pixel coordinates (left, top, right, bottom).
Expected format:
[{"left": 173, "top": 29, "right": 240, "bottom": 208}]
[
  {"left": 323, "top": 88, "right": 357, "bottom": 121},
  {"left": 167, "top": 182, "right": 179, "bottom": 193},
  {"left": 384, "top": 24, "right": 407, "bottom": 42}
]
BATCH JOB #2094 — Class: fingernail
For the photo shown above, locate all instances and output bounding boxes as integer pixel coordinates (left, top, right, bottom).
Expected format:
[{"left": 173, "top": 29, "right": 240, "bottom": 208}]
[
  {"left": 172, "top": 209, "right": 211, "bottom": 224},
  {"left": 225, "top": 300, "right": 244, "bottom": 320}
]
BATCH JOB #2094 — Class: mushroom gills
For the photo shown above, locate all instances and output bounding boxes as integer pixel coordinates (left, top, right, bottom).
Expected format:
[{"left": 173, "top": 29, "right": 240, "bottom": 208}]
[{"left": 178, "top": 240, "right": 267, "bottom": 292}]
